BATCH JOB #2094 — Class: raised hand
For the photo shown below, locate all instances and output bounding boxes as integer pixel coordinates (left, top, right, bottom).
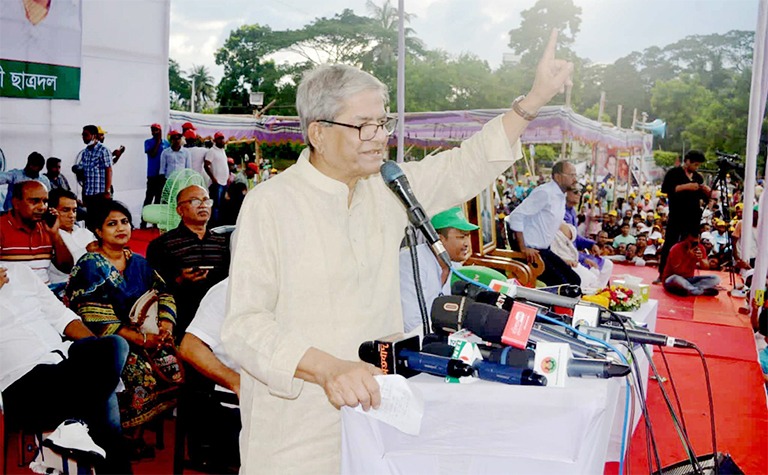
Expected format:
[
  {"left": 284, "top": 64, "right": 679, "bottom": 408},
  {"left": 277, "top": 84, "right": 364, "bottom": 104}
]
[{"left": 527, "top": 29, "right": 574, "bottom": 110}]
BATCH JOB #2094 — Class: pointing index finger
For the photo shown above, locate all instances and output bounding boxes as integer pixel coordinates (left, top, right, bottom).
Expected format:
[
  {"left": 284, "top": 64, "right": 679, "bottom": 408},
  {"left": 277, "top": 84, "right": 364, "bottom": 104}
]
[{"left": 543, "top": 28, "right": 559, "bottom": 61}]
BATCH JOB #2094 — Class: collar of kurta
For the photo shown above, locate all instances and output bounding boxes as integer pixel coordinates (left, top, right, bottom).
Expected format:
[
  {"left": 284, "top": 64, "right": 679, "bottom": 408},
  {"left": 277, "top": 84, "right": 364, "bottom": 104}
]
[{"left": 297, "top": 148, "right": 367, "bottom": 197}]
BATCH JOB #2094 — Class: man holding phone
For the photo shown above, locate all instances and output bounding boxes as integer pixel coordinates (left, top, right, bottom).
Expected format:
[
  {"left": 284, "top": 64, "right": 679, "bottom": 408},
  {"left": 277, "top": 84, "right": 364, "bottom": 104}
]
[
  {"left": 0, "top": 181, "right": 73, "bottom": 285},
  {"left": 662, "top": 230, "right": 720, "bottom": 296},
  {"left": 146, "top": 184, "right": 230, "bottom": 339}
]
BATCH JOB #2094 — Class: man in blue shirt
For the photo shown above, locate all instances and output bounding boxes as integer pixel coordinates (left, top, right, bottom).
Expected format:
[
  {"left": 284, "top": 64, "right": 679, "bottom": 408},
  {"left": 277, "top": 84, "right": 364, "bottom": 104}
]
[
  {"left": 0, "top": 152, "right": 51, "bottom": 211},
  {"left": 78, "top": 125, "right": 112, "bottom": 211},
  {"left": 141, "top": 123, "right": 169, "bottom": 228}
]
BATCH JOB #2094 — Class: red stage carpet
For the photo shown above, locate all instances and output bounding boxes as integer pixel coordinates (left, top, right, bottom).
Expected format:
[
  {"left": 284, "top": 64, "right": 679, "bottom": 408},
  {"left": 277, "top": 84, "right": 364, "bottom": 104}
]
[{"left": 606, "top": 264, "right": 768, "bottom": 474}]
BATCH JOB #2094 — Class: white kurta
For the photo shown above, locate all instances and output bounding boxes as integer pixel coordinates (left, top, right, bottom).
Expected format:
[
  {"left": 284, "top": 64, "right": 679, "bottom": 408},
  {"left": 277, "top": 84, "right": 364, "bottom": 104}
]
[{"left": 222, "top": 115, "right": 520, "bottom": 474}]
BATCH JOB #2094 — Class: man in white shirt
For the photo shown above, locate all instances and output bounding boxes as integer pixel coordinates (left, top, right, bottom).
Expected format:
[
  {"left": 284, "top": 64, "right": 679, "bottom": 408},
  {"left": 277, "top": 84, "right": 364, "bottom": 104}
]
[
  {"left": 506, "top": 160, "right": 581, "bottom": 286},
  {"left": 204, "top": 131, "right": 229, "bottom": 226},
  {"left": 47, "top": 189, "right": 96, "bottom": 293},
  {"left": 179, "top": 278, "right": 240, "bottom": 472},
  {"left": 399, "top": 207, "right": 478, "bottom": 334},
  {"left": 0, "top": 263, "right": 130, "bottom": 473}
]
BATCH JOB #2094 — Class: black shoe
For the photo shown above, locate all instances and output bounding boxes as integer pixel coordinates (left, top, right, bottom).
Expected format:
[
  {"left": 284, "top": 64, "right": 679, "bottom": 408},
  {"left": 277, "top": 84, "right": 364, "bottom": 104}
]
[{"left": 701, "top": 288, "right": 719, "bottom": 297}]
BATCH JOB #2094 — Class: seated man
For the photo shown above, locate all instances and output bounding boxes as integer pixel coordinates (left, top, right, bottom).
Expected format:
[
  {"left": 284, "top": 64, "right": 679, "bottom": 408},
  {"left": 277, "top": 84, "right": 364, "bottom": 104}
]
[
  {"left": 612, "top": 223, "right": 636, "bottom": 250},
  {"left": 0, "top": 181, "right": 73, "bottom": 284},
  {"left": 47, "top": 188, "right": 97, "bottom": 295},
  {"left": 400, "top": 207, "right": 477, "bottom": 334},
  {"left": 0, "top": 263, "right": 130, "bottom": 473},
  {"left": 178, "top": 278, "right": 240, "bottom": 472},
  {"left": 662, "top": 231, "right": 720, "bottom": 296},
  {"left": 624, "top": 243, "right": 646, "bottom": 266},
  {"left": 146, "top": 185, "right": 230, "bottom": 339},
  {"left": 506, "top": 161, "right": 581, "bottom": 287}
]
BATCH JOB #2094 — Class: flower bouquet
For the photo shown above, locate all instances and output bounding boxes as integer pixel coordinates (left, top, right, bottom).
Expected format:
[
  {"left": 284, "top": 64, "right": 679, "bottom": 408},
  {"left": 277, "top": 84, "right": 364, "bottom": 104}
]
[{"left": 594, "top": 285, "right": 642, "bottom": 312}]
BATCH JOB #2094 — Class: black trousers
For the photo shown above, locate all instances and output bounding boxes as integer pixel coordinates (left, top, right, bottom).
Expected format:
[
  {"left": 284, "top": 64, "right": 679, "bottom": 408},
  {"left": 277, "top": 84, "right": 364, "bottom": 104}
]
[
  {"left": 536, "top": 248, "right": 581, "bottom": 287},
  {"left": 2, "top": 336, "right": 132, "bottom": 474}
]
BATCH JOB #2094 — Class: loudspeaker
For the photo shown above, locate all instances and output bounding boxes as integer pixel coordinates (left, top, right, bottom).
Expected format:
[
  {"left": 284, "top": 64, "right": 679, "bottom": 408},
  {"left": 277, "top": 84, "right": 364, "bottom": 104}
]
[{"left": 653, "top": 452, "right": 744, "bottom": 475}]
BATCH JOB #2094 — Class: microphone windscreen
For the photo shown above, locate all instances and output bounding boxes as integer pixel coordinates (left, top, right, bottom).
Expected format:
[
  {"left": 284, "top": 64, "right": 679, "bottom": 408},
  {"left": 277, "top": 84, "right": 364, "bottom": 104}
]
[
  {"left": 380, "top": 160, "right": 404, "bottom": 184},
  {"left": 430, "top": 295, "right": 470, "bottom": 335},
  {"left": 421, "top": 342, "right": 456, "bottom": 358},
  {"left": 462, "top": 302, "right": 510, "bottom": 343},
  {"left": 358, "top": 341, "right": 377, "bottom": 365}
]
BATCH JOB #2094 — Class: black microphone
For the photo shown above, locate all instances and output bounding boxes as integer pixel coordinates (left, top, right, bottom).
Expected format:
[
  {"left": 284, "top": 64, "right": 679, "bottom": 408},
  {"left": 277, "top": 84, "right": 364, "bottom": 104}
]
[
  {"left": 578, "top": 325, "right": 694, "bottom": 349},
  {"left": 430, "top": 296, "right": 605, "bottom": 359},
  {"left": 380, "top": 161, "right": 451, "bottom": 267},
  {"left": 419, "top": 342, "right": 546, "bottom": 386},
  {"left": 451, "top": 279, "right": 579, "bottom": 309},
  {"left": 359, "top": 334, "right": 473, "bottom": 379}
]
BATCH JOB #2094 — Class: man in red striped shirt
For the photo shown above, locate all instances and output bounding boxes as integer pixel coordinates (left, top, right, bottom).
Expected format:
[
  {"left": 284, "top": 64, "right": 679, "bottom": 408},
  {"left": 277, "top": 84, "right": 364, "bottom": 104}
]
[{"left": 0, "top": 181, "right": 73, "bottom": 284}]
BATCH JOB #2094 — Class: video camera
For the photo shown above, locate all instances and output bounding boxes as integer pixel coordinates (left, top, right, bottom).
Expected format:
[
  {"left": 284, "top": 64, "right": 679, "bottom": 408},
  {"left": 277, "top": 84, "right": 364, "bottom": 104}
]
[{"left": 714, "top": 151, "right": 745, "bottom": 178}]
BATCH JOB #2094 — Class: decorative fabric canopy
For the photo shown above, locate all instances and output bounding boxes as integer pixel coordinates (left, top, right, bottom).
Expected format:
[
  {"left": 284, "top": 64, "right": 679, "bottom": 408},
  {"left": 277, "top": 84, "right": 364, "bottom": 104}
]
[{"left": 170, "top": 105, "right": 648, "bottom": 150}]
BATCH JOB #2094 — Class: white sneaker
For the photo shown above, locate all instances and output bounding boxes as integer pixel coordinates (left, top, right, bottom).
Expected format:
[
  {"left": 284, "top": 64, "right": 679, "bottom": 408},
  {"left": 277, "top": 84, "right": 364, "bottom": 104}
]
[
  {"left": 43, "top": 419, "right": 106, "bottom": 460},
  {"left": 730, "top": 288, "right": 748, "bottom": 298}
]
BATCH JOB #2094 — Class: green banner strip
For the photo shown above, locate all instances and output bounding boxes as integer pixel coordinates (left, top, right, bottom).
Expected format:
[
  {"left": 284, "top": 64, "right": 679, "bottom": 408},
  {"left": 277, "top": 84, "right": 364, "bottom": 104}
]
[{"left": 0, "top": 59, "right": 80, "bottom": 100}]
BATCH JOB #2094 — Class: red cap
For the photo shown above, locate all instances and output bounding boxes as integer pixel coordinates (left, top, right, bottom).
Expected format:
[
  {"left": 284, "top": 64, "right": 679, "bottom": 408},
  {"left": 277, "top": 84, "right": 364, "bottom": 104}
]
[
  {"left": 150, "top": 123, "right": 161, "bottom": 130},
  {"left": 183, "top": 129, "right": 197, "bottom": 140},
  {"left": 168, "top": 130, "right": 182, "bottom": 137},
  {"left": 214, "top": 131, "right": 225, "bottom": 139},
  {"left": 247, "top": 162, "right": 259, "bottom": 172},
  {"left": 181, "top": 122, "right": 196, "bottom": 131},
  {"left": 227, "top": 157, "right": 235, "bottom": 164}
]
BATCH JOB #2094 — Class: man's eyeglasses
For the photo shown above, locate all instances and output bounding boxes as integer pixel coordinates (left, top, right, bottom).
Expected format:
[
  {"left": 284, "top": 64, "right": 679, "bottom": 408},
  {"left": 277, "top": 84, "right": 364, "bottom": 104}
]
[
  {"left": 317, "top": 117, "right": 397, "bottom": 141},
  {"left": 178, "top": 198, "right": 214, "bottom": 207}
]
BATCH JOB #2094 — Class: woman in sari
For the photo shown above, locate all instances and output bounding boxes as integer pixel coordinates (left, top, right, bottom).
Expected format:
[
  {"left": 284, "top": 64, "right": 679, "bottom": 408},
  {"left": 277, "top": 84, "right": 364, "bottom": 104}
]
[{"left": 66, "top": 199, "right": 179, "bottom": 457}]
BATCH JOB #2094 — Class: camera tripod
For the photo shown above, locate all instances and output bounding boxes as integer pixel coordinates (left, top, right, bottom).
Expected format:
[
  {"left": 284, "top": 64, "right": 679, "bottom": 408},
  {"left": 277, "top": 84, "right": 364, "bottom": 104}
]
[{"left": 709, "top": 165, "right": 738, "bottom": 289}]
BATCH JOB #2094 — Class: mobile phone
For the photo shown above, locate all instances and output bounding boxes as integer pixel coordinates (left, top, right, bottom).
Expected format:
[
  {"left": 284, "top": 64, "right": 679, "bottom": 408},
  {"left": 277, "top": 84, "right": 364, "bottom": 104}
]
[{"left": 43, "top": 209, "right": 57, "bottom": 227}]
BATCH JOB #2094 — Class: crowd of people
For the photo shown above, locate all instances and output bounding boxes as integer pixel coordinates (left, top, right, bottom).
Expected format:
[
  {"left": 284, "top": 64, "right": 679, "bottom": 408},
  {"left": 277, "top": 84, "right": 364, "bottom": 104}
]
[
  {"left": 0, "top": 29, "right": 763, "bottom": 474},
  {"left": 493, "top": 150, "right": 760, "bottom": 297}
]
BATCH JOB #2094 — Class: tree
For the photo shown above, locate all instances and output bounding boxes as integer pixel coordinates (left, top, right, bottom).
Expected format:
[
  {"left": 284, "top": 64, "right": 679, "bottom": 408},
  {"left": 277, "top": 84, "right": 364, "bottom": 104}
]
[
  {"left": 507, "top": 0, "right": 582, "bottom": 68},
  {"left": 188, "top": 65, "right": 215, "bottom": 111},
  {"left": 215, "top": 24, "right": 294, "bottom": 114},
  {"left": 169, "top": 58, "right": 190, "bottom": 110},
  {"left": 284, "top": 10, "right": 375, "bottom": 65},
  {"left": 360, "top": 0, "right": 425, "bottom": 92}
]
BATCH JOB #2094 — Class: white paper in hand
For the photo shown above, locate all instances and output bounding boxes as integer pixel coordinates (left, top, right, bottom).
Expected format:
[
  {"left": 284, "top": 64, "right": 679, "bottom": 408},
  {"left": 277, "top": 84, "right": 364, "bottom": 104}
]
[{"left": 354, "top": 374, "right": 424, "bottom": 435}]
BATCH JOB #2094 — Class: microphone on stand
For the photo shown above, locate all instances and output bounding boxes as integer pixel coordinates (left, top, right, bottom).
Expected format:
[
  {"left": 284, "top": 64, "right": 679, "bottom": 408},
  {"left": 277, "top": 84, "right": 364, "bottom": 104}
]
[{"left": 380, "top": 161, "right": 451, "bottom": 267}]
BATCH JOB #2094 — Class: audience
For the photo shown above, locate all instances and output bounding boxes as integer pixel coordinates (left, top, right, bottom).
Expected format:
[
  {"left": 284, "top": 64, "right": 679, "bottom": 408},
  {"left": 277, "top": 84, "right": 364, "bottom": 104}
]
[
  {"left": 65, "top": 200, "right": 179, "bottom": 459},
  {"left": 0, "top": 152, "right": 51, "bottom": 211},
  {"left": 0, "top": 262, "right": 131, "bottom": 474},
  {"left": 178, "top": 278, "right": 240, "bottom": 472},
  {"left": 0, "top": 181, "right": 74, "bottom": 284},
  {"left": 47, "top": 188, "right": 97, "bottom": 296},
  {"left": 146, "top": 184, "right": 230, "bottom": 339}
]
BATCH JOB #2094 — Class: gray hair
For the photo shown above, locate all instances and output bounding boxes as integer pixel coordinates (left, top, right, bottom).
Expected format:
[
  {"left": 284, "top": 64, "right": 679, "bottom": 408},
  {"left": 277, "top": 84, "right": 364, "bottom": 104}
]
[{"left": 296, "top": 64, "right": 388, "bottom": 149}]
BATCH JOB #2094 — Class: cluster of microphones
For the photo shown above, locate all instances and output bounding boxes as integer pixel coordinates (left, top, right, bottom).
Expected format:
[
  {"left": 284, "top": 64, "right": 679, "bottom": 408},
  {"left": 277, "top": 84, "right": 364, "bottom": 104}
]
[
  {"left": 369, "top": 160, "right": 694, "bottom": 387},
  {"left": 359, "top": 280, "right": 695, "bottom": 387}
]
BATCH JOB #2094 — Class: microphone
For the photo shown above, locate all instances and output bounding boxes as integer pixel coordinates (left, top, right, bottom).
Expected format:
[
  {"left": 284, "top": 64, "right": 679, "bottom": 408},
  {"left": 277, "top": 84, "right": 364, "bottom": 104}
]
[
  {"left": 359, "top": 334, "right": 473, "bottom": 379},
  {"left": 452, "top": 280, "right": 579, "bottom": 309},
  {"left": 419, "top": 342, "right": 546, "bottom": 386},
  {"left": 423, "top": 341, "right": 626, "bottom": 379},
  {"left": 430, "top": 296, "right": 605, "bottom": 359},
  {"left": 578, "top": 324, "right": 694, "bottom": 349},
  {"left": 380, "top": 161, "right": 451, "bottom": 267}
]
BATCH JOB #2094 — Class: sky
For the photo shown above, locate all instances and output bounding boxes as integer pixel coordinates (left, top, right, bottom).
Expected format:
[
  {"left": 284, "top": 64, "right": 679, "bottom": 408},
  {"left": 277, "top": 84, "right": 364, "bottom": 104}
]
[{"left": 170, "top": 0, "right": 759, "bottom": 84}]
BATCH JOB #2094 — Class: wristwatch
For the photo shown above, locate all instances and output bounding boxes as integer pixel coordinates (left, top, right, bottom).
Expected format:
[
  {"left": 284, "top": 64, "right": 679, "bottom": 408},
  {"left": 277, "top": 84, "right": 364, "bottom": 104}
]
[{"left": 511, "top": 95, "right": 539, "bottom": 121}]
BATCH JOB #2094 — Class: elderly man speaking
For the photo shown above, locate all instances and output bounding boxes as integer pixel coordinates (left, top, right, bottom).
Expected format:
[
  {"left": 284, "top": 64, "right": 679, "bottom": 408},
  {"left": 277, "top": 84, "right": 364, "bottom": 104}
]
[{"left": 222, "top": 30, "right": 573, "bottom": 474}]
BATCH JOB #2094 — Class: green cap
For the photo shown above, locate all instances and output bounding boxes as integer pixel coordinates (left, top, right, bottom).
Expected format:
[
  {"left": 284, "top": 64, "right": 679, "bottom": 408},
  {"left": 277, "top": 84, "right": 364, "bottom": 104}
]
[{"left": 430, "top": 207, "right": 479, "bottom": 231}]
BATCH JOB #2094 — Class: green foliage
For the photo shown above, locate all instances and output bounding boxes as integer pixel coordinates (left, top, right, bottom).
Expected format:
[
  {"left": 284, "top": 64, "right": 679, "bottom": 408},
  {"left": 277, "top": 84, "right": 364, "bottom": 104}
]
[
  {"left": 532, "top": 145, "right": 558, "bottom": 162},
  {"left": 653, "top": 150, "right": 678, "bottom": 168},
  {"left": 189, "top": 65, "right": 216, "bottom": 111},
  {"left": 169, "top": 59, "right": 190, "bottom": 110}
]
